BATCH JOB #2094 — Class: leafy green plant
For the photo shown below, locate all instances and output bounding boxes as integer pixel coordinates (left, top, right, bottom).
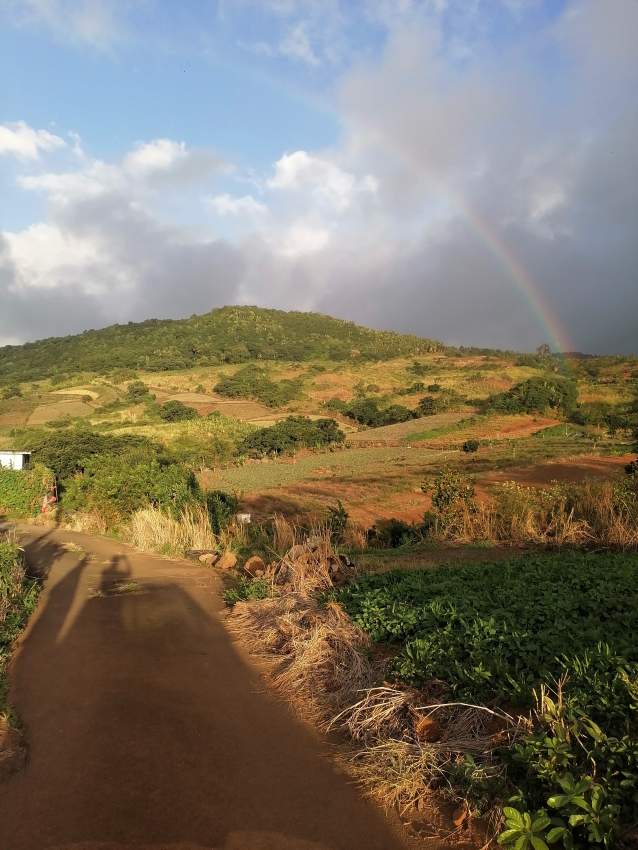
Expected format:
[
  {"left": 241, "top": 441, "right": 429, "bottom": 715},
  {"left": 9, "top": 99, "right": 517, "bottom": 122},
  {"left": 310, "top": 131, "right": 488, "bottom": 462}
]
[
  {"left": 0, "top": 463, "right": 55, "bottom": 517},
  {"left": 223, "top": 575, "right": 270, "bottom": 606}
]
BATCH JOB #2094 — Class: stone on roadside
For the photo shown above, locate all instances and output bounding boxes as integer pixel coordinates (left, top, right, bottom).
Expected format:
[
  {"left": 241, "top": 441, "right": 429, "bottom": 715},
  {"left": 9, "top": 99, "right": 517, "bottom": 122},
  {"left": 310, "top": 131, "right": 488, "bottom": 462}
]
[
  {"left": 198, "top": 553, "right": 219, "bottom": 566},
  {"left": 244, "top": 555, "right": 265, "bottom": 575},
  {"left": 216, "top": 551, "right": 238, "bottom": 571}
]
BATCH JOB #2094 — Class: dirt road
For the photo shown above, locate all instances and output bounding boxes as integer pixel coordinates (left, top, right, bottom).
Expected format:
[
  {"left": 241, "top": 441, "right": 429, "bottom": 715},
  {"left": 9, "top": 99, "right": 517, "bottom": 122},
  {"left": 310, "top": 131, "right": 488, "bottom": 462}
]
[{"left": 0, "top": 526, "right": 408, "bottom": 850}]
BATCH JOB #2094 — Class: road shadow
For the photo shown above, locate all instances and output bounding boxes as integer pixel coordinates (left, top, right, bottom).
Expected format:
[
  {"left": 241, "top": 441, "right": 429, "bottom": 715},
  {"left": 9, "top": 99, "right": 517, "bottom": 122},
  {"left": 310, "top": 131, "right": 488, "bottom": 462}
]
[{"left": 0, "top": 538, "right": 407, "bottom": 850}]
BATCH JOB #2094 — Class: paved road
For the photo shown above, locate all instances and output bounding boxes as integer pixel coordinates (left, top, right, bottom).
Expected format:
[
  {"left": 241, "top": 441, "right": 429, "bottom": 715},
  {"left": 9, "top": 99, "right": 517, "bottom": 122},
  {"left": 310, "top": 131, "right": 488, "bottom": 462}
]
[{"left": 0, "top": 526, "right": 408, "bottom": 850}]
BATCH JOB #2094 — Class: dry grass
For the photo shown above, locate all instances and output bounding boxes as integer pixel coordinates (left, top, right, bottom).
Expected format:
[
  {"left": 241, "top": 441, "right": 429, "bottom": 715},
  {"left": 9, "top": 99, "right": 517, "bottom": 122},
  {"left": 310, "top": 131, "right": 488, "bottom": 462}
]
[
  {"left": 229, "top": 593, "right": 374, "bottom": 724},
  {"left": 437, "top": 479, "right": 638, "bottom": 550},
  {"left": 61, "top": 510, "right": 109, "bottom": 535},
  {"left": 332, "top": 686, "right": 527, "bottom": 816},
  {"left": 125, "top": 504, "right": 217, "bottom": 555}
]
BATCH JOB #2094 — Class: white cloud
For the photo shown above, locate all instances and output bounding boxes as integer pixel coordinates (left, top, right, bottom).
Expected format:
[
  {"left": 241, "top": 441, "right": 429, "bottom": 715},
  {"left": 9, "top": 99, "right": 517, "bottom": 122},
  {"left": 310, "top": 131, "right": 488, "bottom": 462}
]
[
  {"left": 269, "top": 150, "right": 377, "bottom": 213},
  {"left": 208, "top": 193, "right": 268, "bottom": 216},
  {"left": 4, "top": 0, "right": 124, "bottom": 49},
  {"left": 123, "top": 139, "right": 189, "bottom": 177},
  {"left": 0, "top": 121, "right": 66, "bottom": 160},
  {"left": 4, "top": 222, "right": 105, "bottom": 291},
  {"left": 279, "top": 22, "right": 320, "bottom": 66},
  {"left": 273, "top": 221, "right": 331, "bottom": 257}
]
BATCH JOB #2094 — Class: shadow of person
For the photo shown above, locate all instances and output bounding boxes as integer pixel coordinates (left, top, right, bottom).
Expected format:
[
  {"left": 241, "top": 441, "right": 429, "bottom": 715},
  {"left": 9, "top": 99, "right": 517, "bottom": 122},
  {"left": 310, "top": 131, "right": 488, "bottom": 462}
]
[{"left": 0, "top": 548, "right": 408, "bottom": 850}]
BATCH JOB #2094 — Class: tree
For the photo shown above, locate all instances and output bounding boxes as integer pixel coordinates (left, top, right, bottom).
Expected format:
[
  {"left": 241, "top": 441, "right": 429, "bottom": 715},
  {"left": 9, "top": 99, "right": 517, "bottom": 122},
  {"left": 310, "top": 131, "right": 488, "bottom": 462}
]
[{"left": 159, "top": 400, "right": 198, "bottom": 422}]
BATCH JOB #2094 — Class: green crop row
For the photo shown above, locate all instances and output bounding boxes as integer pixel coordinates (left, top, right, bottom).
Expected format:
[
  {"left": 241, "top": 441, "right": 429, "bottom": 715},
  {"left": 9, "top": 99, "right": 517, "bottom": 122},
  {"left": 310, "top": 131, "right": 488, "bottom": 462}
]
[{"left": 338, "top": 552, "right": 638, "bottom": 848}]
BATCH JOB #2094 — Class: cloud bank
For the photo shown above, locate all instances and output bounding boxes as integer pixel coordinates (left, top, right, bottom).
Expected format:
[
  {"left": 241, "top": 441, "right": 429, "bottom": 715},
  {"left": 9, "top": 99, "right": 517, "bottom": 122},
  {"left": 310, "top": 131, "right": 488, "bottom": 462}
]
[{"left": 1, "top": 0, "right": 637, "bottom": 353}]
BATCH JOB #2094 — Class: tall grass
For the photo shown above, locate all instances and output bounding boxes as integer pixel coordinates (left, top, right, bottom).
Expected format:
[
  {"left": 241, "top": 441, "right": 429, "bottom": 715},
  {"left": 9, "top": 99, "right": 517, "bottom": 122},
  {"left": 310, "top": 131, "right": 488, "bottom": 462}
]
[
  {"left": 449, "top": 479, "right": 638, "bottom": 549},
  {"left": 125, "top": 504, "right": 217, "bottom": 555}
]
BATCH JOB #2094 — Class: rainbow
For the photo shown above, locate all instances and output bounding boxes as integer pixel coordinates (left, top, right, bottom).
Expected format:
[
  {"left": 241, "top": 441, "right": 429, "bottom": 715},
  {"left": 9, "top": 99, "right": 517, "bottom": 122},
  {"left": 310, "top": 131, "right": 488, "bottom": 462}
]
[{"left": 460, "top": 201, "right": 574, "bottom": 356}]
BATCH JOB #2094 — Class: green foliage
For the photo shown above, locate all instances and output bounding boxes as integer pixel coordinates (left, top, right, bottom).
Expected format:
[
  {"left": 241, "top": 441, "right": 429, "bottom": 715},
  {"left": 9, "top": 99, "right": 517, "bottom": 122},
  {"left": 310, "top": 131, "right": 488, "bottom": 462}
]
[
  {"left": 340, "top": 397, "right": 414, "bottom": 427},
  {"left": 338, "top": 553, "right": 638, "bottom": 846},
  {"left": 158, "top": 400, "right": 198, "bottom": 422},
  {"left": 223, "top": 575, "right": 270, "bottom": 606},
  {"left": 428, "top": 469, "right": 476, "bottom": 531},
  {"left": 126, "top": 380, "right": 153, "bottom": 402},
  {"left": 237, "top": 416, "right": 344, "bottom": 457},
  {"left": 0, "top": 463, "right": 55, "bottom": 517},
  {"left": 206, "top": 490, "right": 238, "bottom": 534},
  {"left": 1, "top": 536, "right": 39, "bottom": 714},
  {"left": 326, "top": 500, "right": 349, "bottom": 540},
  {"left": 1, "top": 385, "right": 22, "bottom": 399},
  {"left": 0, "top": 307, "right": 444, "bottom": 384},
  {"left": 29, "top": 429, "right": 160, "bottom": 480},
  {"left": 367, "top": 517, "right": 423, "bottom": 548},
  {"left": 214, "top": 365, "right": 303, "bottom": 408},
  {"left": 62, "top": 452, "right": 201, "bottom": 522},
  {"left": 415, "top": 388, "right": 463, "bottom": 416},
  {"left": 483, "top": 378, "right": 578, "bottom": 416}
]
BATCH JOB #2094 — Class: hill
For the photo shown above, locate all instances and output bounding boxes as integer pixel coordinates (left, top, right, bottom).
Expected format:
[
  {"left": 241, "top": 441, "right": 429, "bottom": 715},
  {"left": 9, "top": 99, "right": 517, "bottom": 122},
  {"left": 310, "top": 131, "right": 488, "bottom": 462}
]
[{"left": 0, "top": 306, "right": 442, "bottom": 384}]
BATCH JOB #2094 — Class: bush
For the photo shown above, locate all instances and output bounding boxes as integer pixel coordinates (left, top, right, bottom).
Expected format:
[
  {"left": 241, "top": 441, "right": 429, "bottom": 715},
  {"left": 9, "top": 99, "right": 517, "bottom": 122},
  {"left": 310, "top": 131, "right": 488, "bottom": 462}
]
[
  {"left": 206, "top": 490, "right": 238, "bottom": 534},
  {"left": 1, "top": 535, "right": 39, "bottom": 713},
  {"left": 126, "top": 380, "right": 154, "bottom": 402},
  {"left": 367, "top": 518, "right": 422, "bottom": 548},
  {"left": 0, "top": 463, "right": 55, "bottom": 518},
  {"left": 62, "top": 453, "right": 201, "bottom": 523},
  {"left": 1, "top": 386, "right": 22, "bottom": 400},
  {"left": 341, "top": 398, "right": 414, "bottom": 428},
  {"left": 482, "top": 377, "right": 577, "bottom": 416},
  {"left": 29, "top": 430, "right": 160, "bottom": 480},
  {"left": 462, "top": 439, "right": 480, "bottom": 453},
  {"left": 237, "top": 416, "right": 344, "bottom": 457},
  {"left": 215, "top": 366, "right": 303, "bottom": 408},
  {"left": 326, "top": 500, "right": 349, "bottom": 541},
  {"left": 159, "top": 400, "right": 198, "bottom": 422}
]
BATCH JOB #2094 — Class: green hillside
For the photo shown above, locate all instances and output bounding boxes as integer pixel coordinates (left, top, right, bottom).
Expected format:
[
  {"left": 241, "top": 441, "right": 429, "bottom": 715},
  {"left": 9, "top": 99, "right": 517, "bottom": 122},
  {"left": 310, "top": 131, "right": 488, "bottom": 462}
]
[{"left": 0, "top": 306, "right": 442, "bottom": 384}]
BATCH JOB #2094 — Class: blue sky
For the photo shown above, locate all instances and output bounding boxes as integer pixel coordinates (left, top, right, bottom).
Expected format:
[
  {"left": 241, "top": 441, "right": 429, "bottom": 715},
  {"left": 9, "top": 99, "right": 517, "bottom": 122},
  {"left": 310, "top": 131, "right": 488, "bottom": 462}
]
[{"left": 0, "top": 0, "right": 636, "bottom": 353}]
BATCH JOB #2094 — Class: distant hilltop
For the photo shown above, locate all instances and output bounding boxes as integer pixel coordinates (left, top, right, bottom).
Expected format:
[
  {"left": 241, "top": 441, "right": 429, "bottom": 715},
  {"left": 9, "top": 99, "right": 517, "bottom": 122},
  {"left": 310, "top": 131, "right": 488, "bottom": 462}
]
[{"left": 0, "top": 306, "right": 444, "bottom": 383}]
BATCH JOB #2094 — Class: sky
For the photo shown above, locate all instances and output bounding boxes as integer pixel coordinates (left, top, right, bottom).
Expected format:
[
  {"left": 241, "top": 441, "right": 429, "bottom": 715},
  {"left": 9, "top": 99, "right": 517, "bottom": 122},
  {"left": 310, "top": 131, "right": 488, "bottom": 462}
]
[{"left": 0, "top": 0, "right": 637, "bottom": 354}]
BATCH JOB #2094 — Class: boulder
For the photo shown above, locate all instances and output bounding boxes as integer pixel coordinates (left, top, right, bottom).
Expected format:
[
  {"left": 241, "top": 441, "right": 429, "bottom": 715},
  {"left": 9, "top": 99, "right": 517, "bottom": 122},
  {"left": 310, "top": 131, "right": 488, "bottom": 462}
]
[
  {"left": 216, "top": 551, "right": 238, "bottom": 571},
  {"left": 244, "top": 555, "right": 266, "bottom": 575},
  {"left": 198, "top": 553, "right": 219, "bottom": 566}
]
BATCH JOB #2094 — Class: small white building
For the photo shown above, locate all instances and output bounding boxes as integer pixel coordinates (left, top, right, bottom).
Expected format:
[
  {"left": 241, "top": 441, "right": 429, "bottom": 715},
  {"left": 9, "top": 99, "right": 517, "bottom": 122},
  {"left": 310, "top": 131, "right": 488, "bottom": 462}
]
[{"left": 0, "top": 451, "right": 31, "bottom": 470}]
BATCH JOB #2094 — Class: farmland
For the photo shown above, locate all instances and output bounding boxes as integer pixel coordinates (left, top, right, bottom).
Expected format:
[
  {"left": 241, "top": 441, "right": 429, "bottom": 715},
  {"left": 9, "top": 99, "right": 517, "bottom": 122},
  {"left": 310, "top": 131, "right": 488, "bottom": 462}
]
[{"left": 337, "top": 551, "right": 638, "bottom": 848}]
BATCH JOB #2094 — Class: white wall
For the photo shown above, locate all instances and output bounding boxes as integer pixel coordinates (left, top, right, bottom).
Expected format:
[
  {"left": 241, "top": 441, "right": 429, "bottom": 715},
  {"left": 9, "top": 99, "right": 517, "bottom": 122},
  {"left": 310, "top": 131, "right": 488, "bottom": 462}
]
[{"left": 0, "top": 452, "right": 28, "bottom": 470}]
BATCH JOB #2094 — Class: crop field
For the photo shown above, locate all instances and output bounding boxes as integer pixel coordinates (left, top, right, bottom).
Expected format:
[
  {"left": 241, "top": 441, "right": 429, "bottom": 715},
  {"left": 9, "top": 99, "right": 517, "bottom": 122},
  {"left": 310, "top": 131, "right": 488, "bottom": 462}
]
[{"left": 338, "top": 551, "right": 638, "bottom": 847}]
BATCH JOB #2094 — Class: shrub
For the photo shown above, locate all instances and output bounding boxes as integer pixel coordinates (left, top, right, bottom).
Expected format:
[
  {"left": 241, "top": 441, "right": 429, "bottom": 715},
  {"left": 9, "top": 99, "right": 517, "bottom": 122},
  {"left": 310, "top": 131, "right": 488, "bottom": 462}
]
[
  {"left": 427, "top": 469, "right": 476, "bottom": 535},
  {"left": 326, "top": 500, "right": 349, "bottom": 541},
  {"left": 62, "top": 454, "right": 201, "bottom": 523},
  {"left": 1, "top": 386, "right": 22, "bottom": 400},
  {"left": 367, "top": 518, "right": 422, "bottom": 548},
  {"left": 215, "top": 366, "right": 303, "bottom": 408},
  {"left": 0, "top": 463, "right": 55, "bottom": 518},
  {"left": 126, "top": 380, "right": 154, "bottom": 402},
  {"left": 206, "top": 490, "right": 239, "bottom": 534},
  {"left": 237, "top": 416, "right": 344, "bottom": 457},
  {"left": 159, "top": 400, "right": 198, "bottom": 422},
  {"left": 1, "top": 534, "right": 39, "bottom": 714},
  {"left": 29, "top": 430, "right": 160, "bottom": 480},
  {"left": 462, "top": 439, "right": 480, "bottom": 453},
  {"left": 482, "top": 377, "right": 577, "bottom": 416},
  {"left": 341, "top": 398, "right": 413, "bottom": 427}
]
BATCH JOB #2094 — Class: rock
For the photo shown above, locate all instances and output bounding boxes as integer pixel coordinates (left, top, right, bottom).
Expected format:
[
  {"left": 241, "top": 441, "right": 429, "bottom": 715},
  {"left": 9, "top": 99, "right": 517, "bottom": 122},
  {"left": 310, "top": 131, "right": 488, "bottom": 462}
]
[
  {"left": 414, "top": 714, "right": 442, "bottom": 742},
  {"left": 244, "top": 555, "right": 265, "bottom": 575},
  {"left": 216, "top": 551, "right": 238, "bottom": 571},
  {"left": 198, "top": 553, "right": 219, "bottom": 566}
]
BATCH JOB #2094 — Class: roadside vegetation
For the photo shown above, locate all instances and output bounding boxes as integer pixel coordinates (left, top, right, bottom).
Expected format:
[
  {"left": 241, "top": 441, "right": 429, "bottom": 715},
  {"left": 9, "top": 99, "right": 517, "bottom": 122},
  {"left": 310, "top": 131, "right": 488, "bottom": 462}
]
[{"left": 1, "top": 533, "right": 39, "bottom": 718}]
